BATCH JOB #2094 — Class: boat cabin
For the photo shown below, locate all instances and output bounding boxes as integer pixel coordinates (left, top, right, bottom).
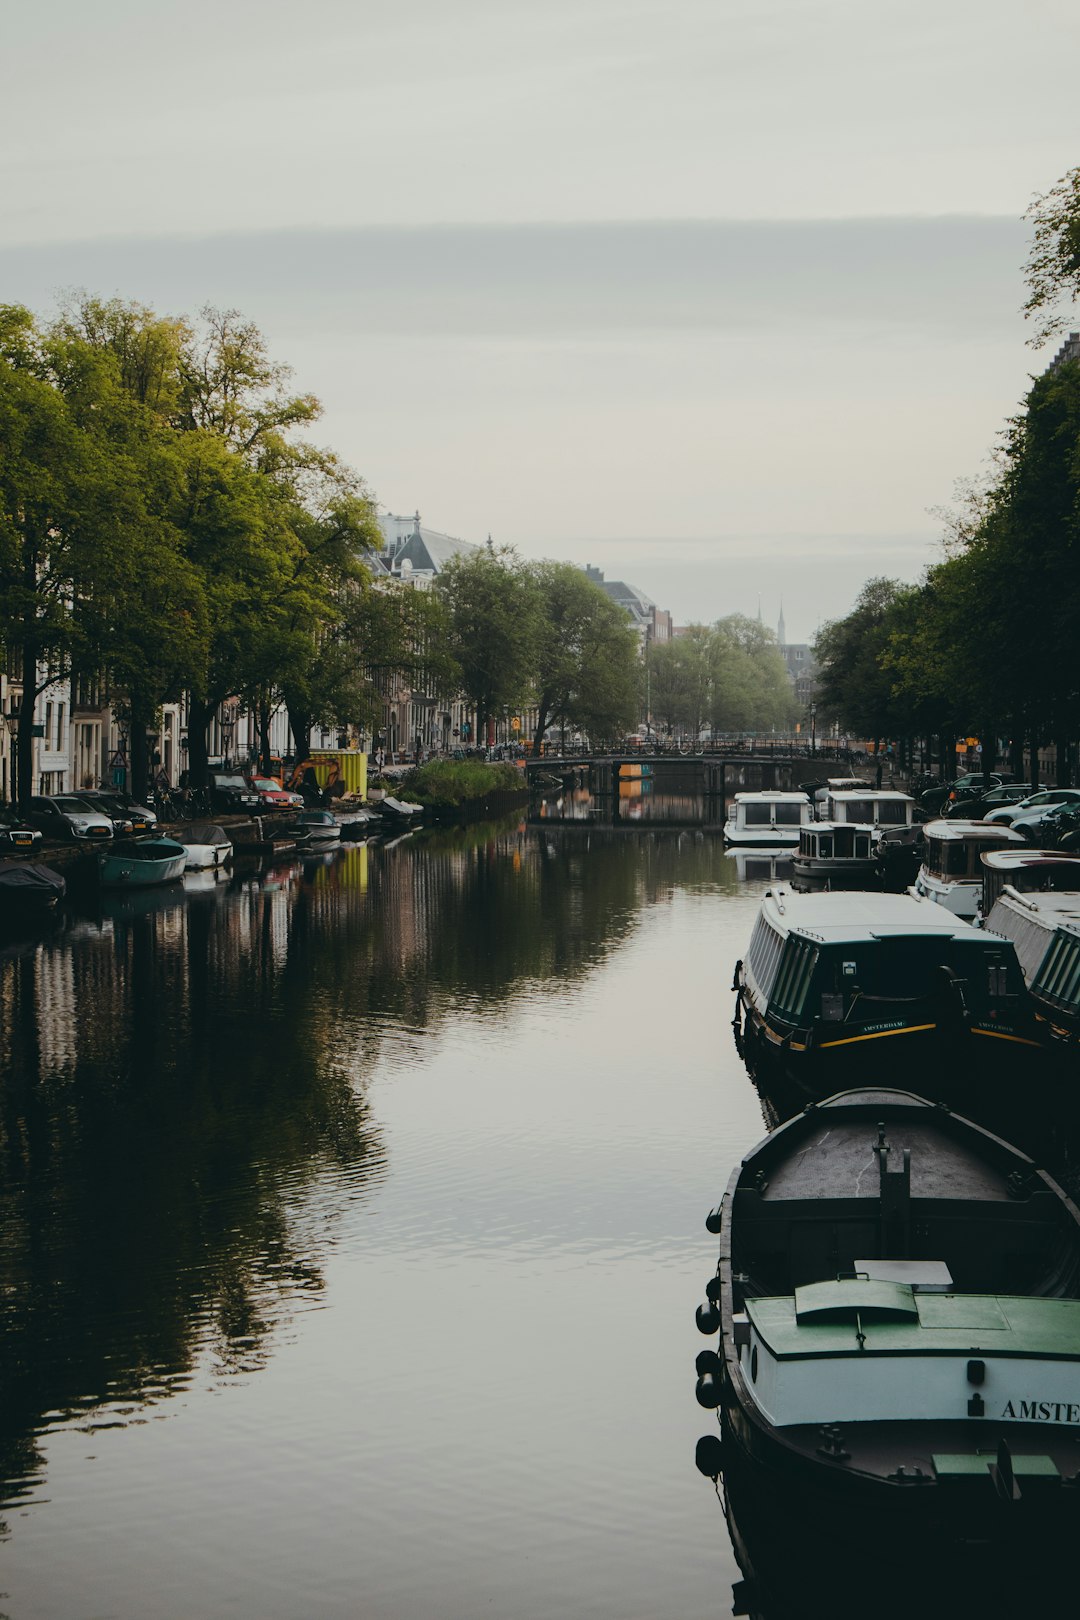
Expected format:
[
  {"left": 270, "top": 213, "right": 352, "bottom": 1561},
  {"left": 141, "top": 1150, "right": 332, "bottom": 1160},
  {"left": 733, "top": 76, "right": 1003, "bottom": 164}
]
[
  {"left": 820, "top": 791, "right": 914, "bottom": 829},
  {"left": 724, "top": 791, "right": 813, "bottom": 847},
  {"left": 980, "top": 848, "right": 1080, "bottom": 917},
  {"left": 737, "top": 889, "right": 1032, "bottom": 1089},
  {"left": 912, "top": 819, "right": 1026, "bottom": 920}
]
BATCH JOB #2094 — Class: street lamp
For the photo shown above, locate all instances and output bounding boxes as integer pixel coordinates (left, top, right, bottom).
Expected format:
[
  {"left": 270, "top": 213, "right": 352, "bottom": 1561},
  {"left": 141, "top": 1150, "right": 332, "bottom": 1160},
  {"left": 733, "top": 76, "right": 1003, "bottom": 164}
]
[{"left": 220, "top": 704, "right": 238, "bottom": 768}]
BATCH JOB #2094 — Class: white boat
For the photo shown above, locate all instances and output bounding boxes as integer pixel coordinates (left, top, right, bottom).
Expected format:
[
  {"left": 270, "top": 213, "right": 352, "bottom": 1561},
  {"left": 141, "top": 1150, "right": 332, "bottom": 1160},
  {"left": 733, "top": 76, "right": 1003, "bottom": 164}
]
[
  {"left": 291, "top": 810, "right": 342, "bottom": 844},
  {"left": 819, "top": 789, "right": 915, "bottom": 830},
  {"left": 791, "top": 820, "right": 878, "bottom": 889},
  {"left": 180, "top": 821, "right": 233, "bottom": 870},
  {"left": 910, "top": 819, "right": 1025, "bottom": 920},
  {"left": 982, "top": 850, "right": 1080, "bottom": 1046},
  {"left": 723, "top": 791, "right": 813, "bottom": 847}
]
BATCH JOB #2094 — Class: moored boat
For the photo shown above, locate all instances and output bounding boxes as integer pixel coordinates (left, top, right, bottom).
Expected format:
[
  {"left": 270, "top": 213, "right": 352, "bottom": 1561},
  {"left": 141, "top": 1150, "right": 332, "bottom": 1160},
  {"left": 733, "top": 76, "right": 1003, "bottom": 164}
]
[
  {"left": 982, "top": 856, "right": 1080, "bottom": 1047},
  {"left": 818, "top": 789, "right": 915, "bottom": 830},
  {"left": 97, "top": 835, "right": 188, "bottom": 888},
  {"left": 734, "top": 888, "right": 1037, "bottom": 1098},
  {"left": 290, "top": 809, "right": 342, "bottom": 844},
  {"left": 724, "top": 792, "right": 813, "bottom": 847},
  {"left": 791, "top": 822, "right": 879, "bottom": 891},
  {"left": 0, "top": 861, "right": 67, "bottom": 913},
  {"left": 180, "top": 821, "right": 233, "bottom": 870},
  {"left": 911, "top": 819, "right": 1026, "bottom": 921},
  {"left": 694, "top": 1089, "right": 1080, "bottom": 1596}
]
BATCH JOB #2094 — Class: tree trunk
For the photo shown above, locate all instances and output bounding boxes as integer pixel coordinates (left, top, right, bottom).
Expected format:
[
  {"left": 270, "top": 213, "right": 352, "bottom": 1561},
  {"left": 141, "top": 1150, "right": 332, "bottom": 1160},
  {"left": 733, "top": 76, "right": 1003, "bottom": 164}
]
[
  {"left": 186, "top": 695, "right": 212, "bottom": 788},
  {"left": 286, "top": 702, "right": 311, "bottom": 762},
  {"left": 130, "top": 710, "right": 151, "bottom": 803},
  {"left": 1056, "top": 729, "right": 1069, "bottom": 787},
  {"left": 532, "top": 694, "right": 552, "bottom": 758},
  {"left": 258, "top": 698, "right": 273, "bottom": 775},
  {"left": 16, "top": 649, "right": 36, "bottom": 813},
  {"left": 981, "top": 727, "right": 997, "bottom": 780},
  {"left": 1028, "top": 730, "right": 1040, "bottom": 790}
]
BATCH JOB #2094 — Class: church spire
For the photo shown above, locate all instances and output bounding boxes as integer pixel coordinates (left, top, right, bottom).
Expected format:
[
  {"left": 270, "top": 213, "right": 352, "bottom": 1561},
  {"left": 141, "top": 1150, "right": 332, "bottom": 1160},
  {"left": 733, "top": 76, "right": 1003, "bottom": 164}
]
[{"left": 778, "top": 598, "right": 786, "bottom": 647}]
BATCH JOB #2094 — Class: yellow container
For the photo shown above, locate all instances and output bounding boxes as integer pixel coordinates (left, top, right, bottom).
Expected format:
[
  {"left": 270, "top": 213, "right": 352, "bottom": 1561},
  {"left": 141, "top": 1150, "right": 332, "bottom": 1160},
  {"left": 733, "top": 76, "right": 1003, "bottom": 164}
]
[{"left": 309, "top": 750, "right": 367, "bottom": 798}]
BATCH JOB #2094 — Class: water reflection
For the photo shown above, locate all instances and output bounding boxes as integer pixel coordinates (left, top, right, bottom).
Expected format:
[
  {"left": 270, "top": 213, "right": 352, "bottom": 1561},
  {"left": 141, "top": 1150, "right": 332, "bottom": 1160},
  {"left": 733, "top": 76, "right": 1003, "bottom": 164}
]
[{"left": 0, "top": 821, "right": 773, "bottom": 1617}]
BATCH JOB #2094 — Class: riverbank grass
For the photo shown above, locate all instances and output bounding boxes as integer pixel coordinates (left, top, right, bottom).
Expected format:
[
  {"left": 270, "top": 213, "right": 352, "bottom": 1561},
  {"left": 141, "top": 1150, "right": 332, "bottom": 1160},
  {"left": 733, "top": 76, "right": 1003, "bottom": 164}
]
[{"left": 400, "top": 758, "right": 524, "bottom": 810}]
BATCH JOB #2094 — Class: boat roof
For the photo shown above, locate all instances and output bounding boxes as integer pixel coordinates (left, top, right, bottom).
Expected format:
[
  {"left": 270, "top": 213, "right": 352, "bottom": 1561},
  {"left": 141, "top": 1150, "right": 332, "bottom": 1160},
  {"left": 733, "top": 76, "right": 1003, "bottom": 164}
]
[
  {"left": 923, "top": 819, "right": 1026, "bottom": 842},
  {"left": 827, "top": 790, "right": 913, "bottom": 804},
  {"left": 805, "top": 820, "right": 877, "bottom": 833},
  {"left": 732, "top": 791, "right": 809, "bottom": 802},
  {"left": 761, "top": 888, "right": 977, "bottom": 942},
  {"left": 981, "top": 849, "right": 1080, "bottom": 872},
  {"left": 748, "top": 1291, "right": 1080, "bottom": 1360},
  {"left": 991, "top": 891, "right": 1080, "bottom": 928}
]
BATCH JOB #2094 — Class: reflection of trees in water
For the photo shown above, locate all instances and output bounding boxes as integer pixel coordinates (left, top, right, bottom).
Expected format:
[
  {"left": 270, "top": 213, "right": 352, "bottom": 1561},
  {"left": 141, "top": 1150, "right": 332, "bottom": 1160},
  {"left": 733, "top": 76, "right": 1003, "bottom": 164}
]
[{"left": 0, "top": 821, "right": 737, "bottom": 1513}]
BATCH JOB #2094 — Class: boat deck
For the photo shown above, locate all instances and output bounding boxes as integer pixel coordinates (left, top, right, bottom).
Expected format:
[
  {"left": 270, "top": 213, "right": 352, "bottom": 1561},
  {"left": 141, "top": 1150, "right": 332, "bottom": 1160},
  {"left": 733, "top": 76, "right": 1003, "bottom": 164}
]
[{"left": 758, "top": 1122, "right": 1015, "bottom": 1204}]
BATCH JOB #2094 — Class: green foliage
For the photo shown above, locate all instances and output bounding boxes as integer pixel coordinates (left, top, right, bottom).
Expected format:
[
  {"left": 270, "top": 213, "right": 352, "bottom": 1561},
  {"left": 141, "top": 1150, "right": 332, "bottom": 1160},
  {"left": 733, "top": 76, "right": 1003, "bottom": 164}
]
[
  {"left": 400, "top": 758, "right": 524, "bottom": 807},
  {"left": 436, "top": 545, "right": 542, "bottom": 731},
  {"left": 529, "top": 560, "right": 639, "bottom": 751},
  {"left": 647, "top": 617, "right": 798, "bottom": 735},
  {"left": 1024, "top": 166, "right": 1080, "bottom": 347}
]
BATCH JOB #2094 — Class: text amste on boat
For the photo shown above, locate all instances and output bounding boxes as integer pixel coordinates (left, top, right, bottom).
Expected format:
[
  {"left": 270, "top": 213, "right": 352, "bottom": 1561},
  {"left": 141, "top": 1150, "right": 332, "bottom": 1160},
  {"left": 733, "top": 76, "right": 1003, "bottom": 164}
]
[
  {"left": 724, "top": 791, "right": 813, "bottom": 847},
  {"left": 910, "top": 819, "right": 1026, "bottom": 921},
  {"left": 733, "top": 888, "right": 1037, "bottom": 1096},
  {"left": 693, "top": 1088, "right": 1080, "bottom": 1600}
]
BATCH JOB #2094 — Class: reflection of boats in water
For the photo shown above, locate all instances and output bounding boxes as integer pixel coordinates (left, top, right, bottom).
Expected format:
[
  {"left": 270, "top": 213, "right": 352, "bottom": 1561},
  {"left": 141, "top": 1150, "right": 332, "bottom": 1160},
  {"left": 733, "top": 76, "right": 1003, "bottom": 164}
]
[
  {"left": 695, "top": 1088, "right": 1080, "bottom": 1616},
  {"left": 725, "top": 849, "right": 793, "bottom": 883}
]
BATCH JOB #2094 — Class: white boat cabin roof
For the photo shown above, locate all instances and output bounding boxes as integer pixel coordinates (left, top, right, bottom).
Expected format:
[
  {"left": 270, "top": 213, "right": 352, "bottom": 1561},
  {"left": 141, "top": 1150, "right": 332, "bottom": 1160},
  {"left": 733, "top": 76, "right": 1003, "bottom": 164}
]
[
  {"left": 759, "top": 887, "right": 975, "bottom": 944},
  {"left": 827, "top": 791, "right": 914, "bottom": 807},
  {"left": 732, "top": 791, "right": 810, "bottom": 803},
  {"left": 981, "top": 849, "right": 1080, "bottom": 877},
  {"left": 923, "top": 818, "right": 1026, "bottom": 844}
]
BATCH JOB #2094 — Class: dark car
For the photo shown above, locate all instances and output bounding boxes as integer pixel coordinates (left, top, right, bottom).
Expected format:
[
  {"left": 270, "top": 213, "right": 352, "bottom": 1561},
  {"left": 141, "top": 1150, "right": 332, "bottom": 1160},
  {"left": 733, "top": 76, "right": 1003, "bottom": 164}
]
[
  {"left": 26, "top": 794, "right": 113, "bottom": 842},
  {"left": 920, "top": 772, "right": 1007, "bottom": 816},
  {"left": 77, "top": 789, "right": 158, "bottom": 833},
  {"left": 0, "top": 813, "right": 43, "bottom": 854},
  {"left": 208, "top": 771, "right": 261, "bottom": 814},
  {"left": 942, "top": 783, "right": 1034, "bottom": 820}
]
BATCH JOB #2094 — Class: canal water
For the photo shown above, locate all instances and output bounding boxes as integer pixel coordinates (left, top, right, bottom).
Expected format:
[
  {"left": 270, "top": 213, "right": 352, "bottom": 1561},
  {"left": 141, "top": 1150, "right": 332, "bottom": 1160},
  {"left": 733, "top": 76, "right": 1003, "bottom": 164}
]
[{"left": 0, "top": 815, "right": 773, "bottom": 1618}]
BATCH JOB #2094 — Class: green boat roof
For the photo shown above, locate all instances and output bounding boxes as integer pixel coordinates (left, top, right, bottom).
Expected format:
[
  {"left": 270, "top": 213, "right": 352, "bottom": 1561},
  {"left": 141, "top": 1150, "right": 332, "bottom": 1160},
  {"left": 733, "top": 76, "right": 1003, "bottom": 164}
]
[{"left": 747, "top": 1292, "right": 1080, "bottom": 1359}]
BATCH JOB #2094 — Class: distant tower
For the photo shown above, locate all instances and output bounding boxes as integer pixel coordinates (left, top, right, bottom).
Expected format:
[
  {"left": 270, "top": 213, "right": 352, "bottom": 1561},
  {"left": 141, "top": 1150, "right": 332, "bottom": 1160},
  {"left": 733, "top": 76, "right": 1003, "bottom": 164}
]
[
  {"left": 756, "top": 595, "right": 762, "bottom": 624},
  {"left": 777, "top": 599, "right": 787, "bottom": 647}
]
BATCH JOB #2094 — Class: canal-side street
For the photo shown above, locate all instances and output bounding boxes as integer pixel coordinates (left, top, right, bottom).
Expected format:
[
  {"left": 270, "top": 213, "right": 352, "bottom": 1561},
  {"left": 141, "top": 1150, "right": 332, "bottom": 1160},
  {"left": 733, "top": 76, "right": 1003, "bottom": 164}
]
[{"left": 0, "top": 823, "right": 767, "bottom": 1620}]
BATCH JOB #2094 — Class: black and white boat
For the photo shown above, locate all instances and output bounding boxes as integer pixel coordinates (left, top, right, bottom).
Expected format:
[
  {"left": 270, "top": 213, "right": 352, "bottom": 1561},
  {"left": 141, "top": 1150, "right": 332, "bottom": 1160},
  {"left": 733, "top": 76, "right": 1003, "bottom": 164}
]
[
  {"left": 734, "top": 889, "right": 1037, "bottom": 1098},
  {"left": 791, "top": 821, "right": 879, "bottom": 891},
  {"left": 694, "top": 1089, "right": 1080, "bottom": 1604}
]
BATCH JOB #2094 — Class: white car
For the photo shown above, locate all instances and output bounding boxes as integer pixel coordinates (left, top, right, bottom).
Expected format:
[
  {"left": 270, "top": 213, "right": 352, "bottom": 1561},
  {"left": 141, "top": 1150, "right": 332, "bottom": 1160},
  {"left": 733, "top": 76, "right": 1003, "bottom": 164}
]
[{"left": 984, "top": 788, "right": 1080, "bottom": 826}]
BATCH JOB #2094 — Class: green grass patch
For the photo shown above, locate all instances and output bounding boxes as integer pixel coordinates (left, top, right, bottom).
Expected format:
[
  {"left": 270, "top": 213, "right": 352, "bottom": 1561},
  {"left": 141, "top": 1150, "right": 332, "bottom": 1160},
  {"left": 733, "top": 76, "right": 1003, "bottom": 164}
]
[{"left": 399, "top": 758, "right": 524, "bottom": 807}]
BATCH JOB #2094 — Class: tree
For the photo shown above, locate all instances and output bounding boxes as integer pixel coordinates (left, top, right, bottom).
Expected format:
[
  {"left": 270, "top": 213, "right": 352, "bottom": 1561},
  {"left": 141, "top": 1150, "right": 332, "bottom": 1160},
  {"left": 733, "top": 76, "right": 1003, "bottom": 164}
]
[
  {"left": 1024, "top": 166, "right": 1080, "bottom": 347},
  {"left": 813, "top": 580, "right": 911, "bottom": 741},
  {"left": 529, "top": 561, "right": 638, "bottom": 753},
  {"left": 437, "top": 546, "right": 542, "bottom": 743}
]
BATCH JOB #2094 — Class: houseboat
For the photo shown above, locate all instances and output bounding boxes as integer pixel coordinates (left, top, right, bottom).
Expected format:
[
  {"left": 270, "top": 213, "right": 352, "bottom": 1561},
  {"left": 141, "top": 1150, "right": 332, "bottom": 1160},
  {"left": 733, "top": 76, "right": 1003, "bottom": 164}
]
[
  {"left": 982, "top": 857, "right": 1080, "bottom": 1047},
  {"left": 910, "top": 819, "right": 1026, "bottom": 921},
  {"left": 723, "top": 792, "right": 813, "bottom": 847},
  {"left": 791, "top": 822, "right": 879, "bottom": 891},
  {"left": 693, "top": 1088, "right": 1080, "bottom": 1606},
  {"left": 733, "top": 888, "right": 1036, "bottom": 1097},
  {"left": 818, "top": 789, "right": 915, "bottom": 830}
]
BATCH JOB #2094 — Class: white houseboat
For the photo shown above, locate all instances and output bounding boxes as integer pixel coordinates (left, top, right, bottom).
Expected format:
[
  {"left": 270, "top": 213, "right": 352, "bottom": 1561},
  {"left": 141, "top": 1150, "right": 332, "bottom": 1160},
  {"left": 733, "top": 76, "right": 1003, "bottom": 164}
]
[
  {"left": 723, "top": 791, "right": 813, "bottom": 847},
  {"left": 819, "top": 790, "right": 915, "bottom": 830},
  {"left": 910, "top": 819, "right": 1026, "bottom": 921}
]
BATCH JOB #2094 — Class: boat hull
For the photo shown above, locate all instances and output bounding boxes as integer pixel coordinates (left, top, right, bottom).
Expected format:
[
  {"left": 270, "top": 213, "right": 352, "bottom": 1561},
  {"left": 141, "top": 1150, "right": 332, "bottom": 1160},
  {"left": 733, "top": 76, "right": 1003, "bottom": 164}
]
[
  {"left": 98, "top": 851, "right": 187, "bottom": 888},
  {"left": 182, "top": 842, "right": 232, "bottom": 870}
]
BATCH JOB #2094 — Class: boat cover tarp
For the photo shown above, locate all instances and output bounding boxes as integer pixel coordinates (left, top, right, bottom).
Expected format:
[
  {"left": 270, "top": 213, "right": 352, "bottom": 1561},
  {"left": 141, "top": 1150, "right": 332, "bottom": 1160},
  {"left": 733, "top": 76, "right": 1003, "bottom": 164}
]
[
  {"left": 185, "top": 823, "right": 229, "bottom": 845},
  {"left": 0, "top": 862, "right": 66, "bottom": 897}
]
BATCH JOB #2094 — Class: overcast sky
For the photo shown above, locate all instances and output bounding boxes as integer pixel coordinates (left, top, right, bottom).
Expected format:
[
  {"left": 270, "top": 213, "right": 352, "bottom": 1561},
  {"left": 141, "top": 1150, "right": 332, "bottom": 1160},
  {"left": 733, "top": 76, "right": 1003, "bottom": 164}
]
[{"left": 4, "top": 0, "right": 1079, "bottom": 639}]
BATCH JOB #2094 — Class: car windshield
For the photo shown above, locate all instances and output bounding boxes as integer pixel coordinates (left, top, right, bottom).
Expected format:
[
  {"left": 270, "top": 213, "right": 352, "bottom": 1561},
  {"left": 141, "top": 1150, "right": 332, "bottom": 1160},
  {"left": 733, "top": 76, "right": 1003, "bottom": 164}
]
[
  {"left": 213, "top": 775, "right": 249, "bottom": 790},
  {"left": 54, "top": 798, "right": 93, "bottom": 813},
  {"left": 252, "top": 778, "right": 282, "bottom": 791}
]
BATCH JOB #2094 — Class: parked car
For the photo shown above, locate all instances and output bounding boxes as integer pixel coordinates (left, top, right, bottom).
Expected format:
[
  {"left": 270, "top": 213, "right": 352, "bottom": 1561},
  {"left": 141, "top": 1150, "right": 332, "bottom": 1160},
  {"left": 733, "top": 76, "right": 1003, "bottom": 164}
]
[
  {"left": 1051, "top": 806, "right": 1080, "bottom": 851},
  {"left": 942, "top": 782, "right": 1033, "bottom": 820},
  {"left": 919, "top": 772, "right": 1007, "bottom": 816},
  {"left": 249, "top": 776, "right": 304, "bottom": 810},
  {"left": 1006, "top": 794, "right": 1080, "bottom": 841},
  {"left": 77, "top": 789, "right": 158, "bottom": 832},
  {"left": 984, "top": 788, "right": 1080, "bottom": 827},
  {"left": 26, "top": 795, "right": 113, "bottom": 842},
  {"left": 68, "top": 794, "right": 134, "bottom": 837},
  {"left": 208, "top": 771, "right": 261, "bottom": 814},
  {"left": 0, "top": 813, "right": 43, "bottom": 853}
]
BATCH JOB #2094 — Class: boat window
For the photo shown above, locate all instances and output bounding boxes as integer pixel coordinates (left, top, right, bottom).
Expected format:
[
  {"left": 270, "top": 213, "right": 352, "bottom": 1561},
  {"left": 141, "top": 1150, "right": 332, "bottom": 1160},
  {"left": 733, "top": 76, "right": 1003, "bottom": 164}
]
[
  {"left": 844, "top": 798, "right": 875, "bottom": 822},
  {"left": 744, "top": 802, "right": 773, "bottom": 826},
  {"left": 771, "top": 937, "right": 819, "bottom": 1021},
  {"left": 817, "top": 834, "right": 833, "bottom": 858},
  {"left": 746, "top": 916, "right": 785, "bottom": 997},
  {"left": 945, "top": 843, "right": 970, "bottom": 877},
  {"left": 855, "top": 834, "right": 871, "bottom": 858},
  {"left": 876, "top": 799, "right": 908, "bottom": 825},
  {"left": 775, "top": 802, "right": 804, "bottom": 826}
]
